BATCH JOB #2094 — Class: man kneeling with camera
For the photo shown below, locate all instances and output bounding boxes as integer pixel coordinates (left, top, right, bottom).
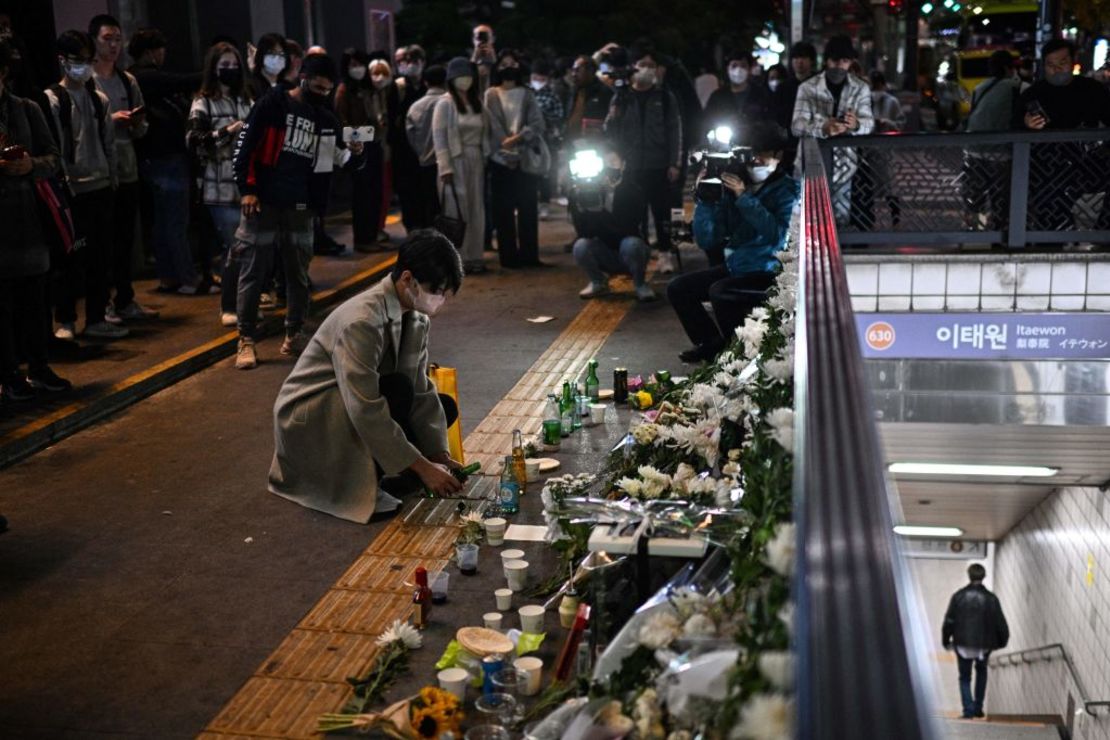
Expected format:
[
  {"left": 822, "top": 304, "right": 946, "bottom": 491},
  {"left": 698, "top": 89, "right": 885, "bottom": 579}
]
[
  {"left": 667, "top": 122, "right": 799, "bottom": 363},
  {"left": 570, "top": 145, "right": 657, "bottom": 302}
]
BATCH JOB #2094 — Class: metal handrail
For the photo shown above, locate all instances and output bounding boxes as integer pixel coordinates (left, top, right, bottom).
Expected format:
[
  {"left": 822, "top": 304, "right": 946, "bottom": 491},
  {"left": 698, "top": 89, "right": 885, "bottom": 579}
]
[
  {"left": 793, "top": 137, "right": 936, "bottom": 739},
  {"left": 989, "top": 642, "right": 1108, "bottom": 716}
]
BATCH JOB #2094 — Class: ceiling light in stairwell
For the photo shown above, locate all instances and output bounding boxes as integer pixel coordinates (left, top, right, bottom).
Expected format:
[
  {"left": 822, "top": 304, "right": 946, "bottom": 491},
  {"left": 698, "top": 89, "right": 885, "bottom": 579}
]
[
  {"left": 894, "top": 525, "right": 964, "bottom": 537},
  {"left": 888, "top": 462, "right": 1058, "bottom": 477}
]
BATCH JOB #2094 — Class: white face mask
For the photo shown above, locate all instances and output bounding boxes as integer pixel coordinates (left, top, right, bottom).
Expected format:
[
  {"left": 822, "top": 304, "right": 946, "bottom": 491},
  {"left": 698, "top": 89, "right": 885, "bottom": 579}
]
[
  {"left": 263, "top": 54, "right": 285, "bottom": 76},
  {"left": 348, "top": 65, "right": 366, "bottom": 81},
  {"left": 748, "top": 162, "right": 777, "bottom": 183},
  {"left": 65, "top": 62, "right": 93, "bottom": 83},
  {"left": 454, "top": 76, "right": 474, "bottom": 92},
  {"left": 728, "top": 66, "right": 749, "bottom": 85},
  {"left": 634, "top": 68, "right": 657, "bottom": 87},
  {"left": 768, "top": 79, "right": 781, "bottom": 92},
  {"left": 410, "top": 282, "right": 446, "bottom": 316},
  {"left": 372, "top": 74, "right": 391, "bottom": 90},
  {"left": 530, "top": 78, "right": 546, "bottom": 91}
]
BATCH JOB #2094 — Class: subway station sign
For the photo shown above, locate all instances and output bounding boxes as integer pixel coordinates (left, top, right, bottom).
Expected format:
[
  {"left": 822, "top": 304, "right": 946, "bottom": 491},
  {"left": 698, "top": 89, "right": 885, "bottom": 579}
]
[{"left": 856, "top": 313, "right": 1110, "bottom": 360}]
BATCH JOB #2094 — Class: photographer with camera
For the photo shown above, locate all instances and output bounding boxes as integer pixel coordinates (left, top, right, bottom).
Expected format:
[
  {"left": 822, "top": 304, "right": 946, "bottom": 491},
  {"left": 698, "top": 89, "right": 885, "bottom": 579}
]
[
  {"left": 569, "top": 145, "right": 656, "bottom": 302},
  {"left": 471, "top": 25, "right": 497, "bottom": 97},
  {"left": 604, "top": 47, "right": 683, "bottom": 273},
  {"left": 667, "top": 122, "right": 799, "bottom": 364}
]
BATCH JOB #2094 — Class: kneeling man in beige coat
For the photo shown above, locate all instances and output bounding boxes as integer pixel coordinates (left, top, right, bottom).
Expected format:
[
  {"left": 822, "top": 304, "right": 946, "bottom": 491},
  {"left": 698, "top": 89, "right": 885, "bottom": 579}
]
[{"left": 269, "top": 230, "right": 465, "bottom": 522}]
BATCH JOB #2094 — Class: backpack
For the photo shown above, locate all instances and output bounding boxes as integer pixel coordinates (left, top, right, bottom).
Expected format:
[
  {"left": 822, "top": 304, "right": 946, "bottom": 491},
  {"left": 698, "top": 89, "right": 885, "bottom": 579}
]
[{"left": 45, "top": 81, "right": 109, "bottom": 165}]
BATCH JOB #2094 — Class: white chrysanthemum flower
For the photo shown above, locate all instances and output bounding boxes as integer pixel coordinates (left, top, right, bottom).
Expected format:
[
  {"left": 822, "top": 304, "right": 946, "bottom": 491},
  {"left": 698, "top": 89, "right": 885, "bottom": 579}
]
[
  {"left": 715, "top": 479, "right": 736, "bottom": 507},
  {"left": 617, "top": 477, "right": 644, "bottom": 497},
  {"left": 722, "top": 461, "right": 742, "bottom": 478},
  {"left": 778, "top": 602, "right": 795, "bottom": 637},
  {"left": 731, "top": 693, "right": 794, "bottom": 740},
  {"left": 672, "top": 463, "right": 697, "bottom": 487},
  {"left": 633, "top": 423, "right": 661, "bottom": 445},
  {"left": 736, "top": 316, "right": 770, "bottom": 357},
  {"left": 766, "top": 407, "right": 795, "bottom": 451},
  {"left": 758, "top": 651, "right": 795, "bottom": 690},
  {"left": 667, "top": 732, "right": 693, "bottom": 740},
  {"left": 728, "top": 448, "right": 741, "bottom": 461},
  {"left": 633, "top": 688, "right": 665, "bottom": 740},
  {"left": 376, "top": 618, "right": 423, "bottom": 650},
  {"left": 682, "top": 613, "right": 718, "bottom": 637},
  {"left": 750, "top": 306, "right": 770, "bottom": 322},
  {"left": 765, "top": 522, "right": 797, "bottom": 577},
  {"left": 670, "top": 586, "right": 706, "bottom": 615},
  {"left": 462, "top": 511, "right": 483, "bottom": 525},
  {"left": 763, "top": 354, "right": 794, "bottom": 383},
  {"left": 639, "top": 611, "right": 682, "bottom": 649}
]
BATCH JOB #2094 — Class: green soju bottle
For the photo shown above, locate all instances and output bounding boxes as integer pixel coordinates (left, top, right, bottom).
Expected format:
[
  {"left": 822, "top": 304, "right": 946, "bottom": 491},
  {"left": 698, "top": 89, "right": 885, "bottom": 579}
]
[{"left": 585, "top": 360, "right": 600, "bottom": 402}]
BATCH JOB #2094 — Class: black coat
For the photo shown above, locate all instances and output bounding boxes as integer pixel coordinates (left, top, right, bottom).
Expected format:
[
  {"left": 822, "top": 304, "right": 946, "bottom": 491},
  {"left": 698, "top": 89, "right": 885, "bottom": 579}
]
[
  {"left": 942, "top": 583, "right": 1010, "bottom": 651},
  {"left": 570, "top": 177, "right": 646, "bottom": 249}
]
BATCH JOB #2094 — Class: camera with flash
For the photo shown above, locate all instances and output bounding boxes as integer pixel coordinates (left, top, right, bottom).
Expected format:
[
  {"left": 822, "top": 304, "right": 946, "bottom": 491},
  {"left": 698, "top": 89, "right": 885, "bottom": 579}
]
[{"left": 690, "top": 125, "right": 753, "bottom": 203}]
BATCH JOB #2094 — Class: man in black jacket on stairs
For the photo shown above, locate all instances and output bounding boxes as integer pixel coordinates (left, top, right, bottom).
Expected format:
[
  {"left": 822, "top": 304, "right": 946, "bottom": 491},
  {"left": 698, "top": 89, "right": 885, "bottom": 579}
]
[{"left": 943, "top": 563, "right": 1010, "bottom": 719}]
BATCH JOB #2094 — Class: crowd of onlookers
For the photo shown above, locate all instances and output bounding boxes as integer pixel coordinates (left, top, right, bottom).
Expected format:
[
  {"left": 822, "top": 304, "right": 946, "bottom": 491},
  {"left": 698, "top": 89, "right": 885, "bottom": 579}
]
[{"left": 2, "top": 8, "right": 1110, "bottom": 402}]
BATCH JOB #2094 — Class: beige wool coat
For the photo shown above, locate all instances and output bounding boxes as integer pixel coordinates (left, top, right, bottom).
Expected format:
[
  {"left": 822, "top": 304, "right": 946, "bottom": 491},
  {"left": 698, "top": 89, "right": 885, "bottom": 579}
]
[{"left": 268, "top": 276, "right": 449, "bottom": 523}]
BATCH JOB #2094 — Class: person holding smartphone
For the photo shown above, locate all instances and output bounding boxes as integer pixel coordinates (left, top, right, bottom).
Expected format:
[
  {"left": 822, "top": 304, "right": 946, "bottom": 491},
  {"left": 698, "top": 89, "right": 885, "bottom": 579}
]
[
  {"left": 90, "top": 15, "right": 159, "bottom": 325},
  {"left": 1018, "top": 39, "right": 1110, "bottom": 232}
]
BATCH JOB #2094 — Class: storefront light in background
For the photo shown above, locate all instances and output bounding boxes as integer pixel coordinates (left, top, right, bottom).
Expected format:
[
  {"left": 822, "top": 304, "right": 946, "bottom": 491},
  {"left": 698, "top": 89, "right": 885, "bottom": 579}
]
[
  {"left": 893, "top": 525, "right": 964, "bottom": 537},
  {"left": 1095, "top": 39, "right": 1108, "bottom": 72},
  {"left": 752, "top": 25, "right": 785, "bottom": 68},
  {"left": 888, "top": 462, "right": 1059, "bottom": 477}
]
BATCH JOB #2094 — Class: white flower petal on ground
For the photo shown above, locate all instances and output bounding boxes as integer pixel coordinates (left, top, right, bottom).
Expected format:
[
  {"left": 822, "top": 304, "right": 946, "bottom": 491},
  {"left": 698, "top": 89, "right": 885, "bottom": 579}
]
[
  {"left": 638, "top": 611, "right": 683, "bottom": 649},
  {"left": 732, "top": 693, "right": 794, "bottom": 740},
  {"left": 765, "top": 522, "right": 797, "bottom": 577},
  {"left": 758, "top": 651, "right": 795, "bottom": 690},
  {"left": 376, "top": 618, "right": 422, "bottom": 650},
  {"left": 766, "top": 407, "right": 795, "bottom": 451}
]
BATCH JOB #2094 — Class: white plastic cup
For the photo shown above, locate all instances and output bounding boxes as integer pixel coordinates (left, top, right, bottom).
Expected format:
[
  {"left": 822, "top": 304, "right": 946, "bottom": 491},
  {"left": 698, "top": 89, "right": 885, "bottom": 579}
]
[
  {"left": 525, "top": 459, "right": 541, "bottom": 482},
  {"left": 513, "top": 656, "right": 543, "bottom": 696},
  {"left": 495, "top": 587, "right": 513, "bottom": 611},
  {"left": 589, "top": 404, "right": 607, "bottom": 424},
  {"left": 483, "top": 611, "right": 504, "bottom": 630},
  {"left": 504, "top": 559, "right": 530, "bottom": 592},
  {"left": 437, "top": 667, "right": 470, "bottom": 701},
  {"left": 518, "top": 604, "right": 545, "bottom": 633},
  {"left": 484, "top": 517, "right": 507, "bottom": 546},
  {"left": 500, "top": 549, "right": 525, "bottom": 577}
]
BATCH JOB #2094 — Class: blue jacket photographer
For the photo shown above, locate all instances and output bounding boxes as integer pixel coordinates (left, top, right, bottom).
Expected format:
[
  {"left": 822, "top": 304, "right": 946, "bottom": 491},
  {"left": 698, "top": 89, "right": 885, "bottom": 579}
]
[
  {"left": 569, "top": 146, "right": 657, "bottom": 302},
  {"left": 668, "top": 122, "right": 799, "bottom": 363}
]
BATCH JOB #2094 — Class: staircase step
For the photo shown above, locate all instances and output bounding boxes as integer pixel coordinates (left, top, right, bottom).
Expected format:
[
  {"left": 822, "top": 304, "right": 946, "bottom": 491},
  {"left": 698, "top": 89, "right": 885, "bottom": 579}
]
[{"left": 941, "top": 718, "right": 1060, "bottom": 740}]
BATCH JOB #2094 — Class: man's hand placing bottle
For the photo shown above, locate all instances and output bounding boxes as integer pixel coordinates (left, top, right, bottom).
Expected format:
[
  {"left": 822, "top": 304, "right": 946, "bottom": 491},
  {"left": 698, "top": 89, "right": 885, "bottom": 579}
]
[{"left": 412, "top": 455, "right": 463, "bottom": 496}]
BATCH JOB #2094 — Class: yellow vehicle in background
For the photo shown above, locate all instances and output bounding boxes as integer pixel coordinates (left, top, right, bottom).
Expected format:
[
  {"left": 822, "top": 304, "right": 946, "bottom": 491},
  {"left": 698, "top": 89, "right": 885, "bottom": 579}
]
[
  {"left": 955, "top": 48, "right": 1019, "bottom": 114},
  {"left": 954, "top": 0, "right": 1035, "bottom": 114}
]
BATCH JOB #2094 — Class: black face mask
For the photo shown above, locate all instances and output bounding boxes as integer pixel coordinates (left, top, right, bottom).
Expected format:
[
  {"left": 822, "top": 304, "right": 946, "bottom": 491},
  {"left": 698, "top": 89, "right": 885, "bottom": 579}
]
[
  {"left": 301, "top": 81, "right": 331, "bottom": 107},
  {"left": 217, "top": 67, "right": 240, "bottom": 86},
  {"left": 499, "top": 66, "right": 521, "bottom": 84}
]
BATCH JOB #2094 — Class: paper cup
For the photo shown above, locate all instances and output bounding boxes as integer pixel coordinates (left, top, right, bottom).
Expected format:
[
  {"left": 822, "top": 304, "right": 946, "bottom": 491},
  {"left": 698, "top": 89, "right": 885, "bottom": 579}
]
[
  {"left": 513, "top": 656, "right": 543, "bottom": 696},
  {"left": 437, "top": 667, "right": 470, "bottom": 701},
  {"left": 483, "top": 611, "right": 504, "bottom": 630},
  {"left": 500, "top": 549, "right": 525, "bottom": 577},
  {"left": 495, "top": 588, "right": 513, "bottom": 611},
  {"left": 589, "top": 404, "right": 607, "bottom": 423},
  {"left": 484, "top": 517, "right": 507, "bottom": 546},
  {"left": 518, "top": 604, "right": 545, "bottom": 633},
  {"left": 525, "top": 459, "right": 541, "bottom": 482},
  {"left": 504, "top": 559, "right": 529, "bottom": 592}
]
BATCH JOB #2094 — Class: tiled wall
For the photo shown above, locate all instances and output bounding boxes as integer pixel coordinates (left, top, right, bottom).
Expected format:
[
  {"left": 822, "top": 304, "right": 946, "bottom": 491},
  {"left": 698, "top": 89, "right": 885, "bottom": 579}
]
[
  {"left": 991, "top": 487, "right": 1110, "bottom": 739},
  {"left": 846, "top": 258, "right": 1110, "bottom": 313}
]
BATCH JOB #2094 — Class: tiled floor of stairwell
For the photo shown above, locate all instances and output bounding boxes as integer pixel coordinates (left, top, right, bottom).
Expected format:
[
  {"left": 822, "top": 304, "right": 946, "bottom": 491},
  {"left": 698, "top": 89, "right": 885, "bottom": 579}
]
[{"left": 846, "top": 258, "right": 1110, "bottom": 312}]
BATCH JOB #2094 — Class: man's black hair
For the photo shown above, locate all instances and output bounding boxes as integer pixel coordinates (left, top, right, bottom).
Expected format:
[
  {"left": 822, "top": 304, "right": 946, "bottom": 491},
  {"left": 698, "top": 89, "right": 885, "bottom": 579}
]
[
  {"left": 967, "top": 563, "right": 986, "bottom": 582},
  {"left": 869, "top": 69, "right": 887, "bottom": 88},
  {"left": 532, "top": 58, "right": 553, "bottom": 77},
  {"left": 744, "top": 121, "right": 788, "bottom": 153},
  {"left": 127, "top": 28, "right": 166, "bottom": 60},
  {"left": 824, "top": 35, "right": 857, "bottom": 62},
  {"left": 88, "top": 14, "right": 120, "bottom": 39},
  {"left": 392, "top": 229, "right": 464, "bottom": 295},
  {"left": 790, "top": 41, "right": 817, "bottom": 62},
  {"left": 1042, "top": 38, "right": 1077, "bottom": 59},
  {"left": 301, "top": 52, "right": 337, "bottom": 83},
  {"left": 725, "top": 49, "right": 754, "bottom": 65},
  {"left": 988, "top": 49, "right": 1015, "bottom": 78},
  {"left": 57, "top": 29, "right": 94, "bottom": 60},
  {"left": 423, "top": 64, "right": 447, "bottom": 88}
]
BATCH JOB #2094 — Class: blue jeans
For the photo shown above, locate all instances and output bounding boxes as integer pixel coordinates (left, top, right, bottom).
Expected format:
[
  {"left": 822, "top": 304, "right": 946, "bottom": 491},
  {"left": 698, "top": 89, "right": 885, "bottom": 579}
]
[
  {"left": 572, "top": 236, "right": 650, "bottom": 288},
  {"left": 957, "top": 653, "right": 988, "bottom": 717},
  {"left": 208, "top": 204, "right": 242, "bottom": 314},
  {"left": 139, "top": 155, "right": 197, "bottom": 286}
]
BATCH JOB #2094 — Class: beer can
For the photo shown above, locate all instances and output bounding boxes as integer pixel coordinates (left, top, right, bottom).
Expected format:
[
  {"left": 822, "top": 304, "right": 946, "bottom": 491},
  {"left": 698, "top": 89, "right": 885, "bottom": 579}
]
[
  {"left": 482, "top": 654, "right": 505, "bottom": 695},
  {"left": 613, "top": 368, "right": 629, "bottom": 403}
]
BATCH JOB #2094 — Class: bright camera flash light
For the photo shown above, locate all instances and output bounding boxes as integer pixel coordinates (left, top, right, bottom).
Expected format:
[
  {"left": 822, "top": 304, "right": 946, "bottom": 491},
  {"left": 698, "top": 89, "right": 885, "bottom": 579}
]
[
  {"left": 709, "top": 125, "right": 733, "bottom": 145},
  {"left": 569, "top": 149, "right": 604, "bottom": 179}
]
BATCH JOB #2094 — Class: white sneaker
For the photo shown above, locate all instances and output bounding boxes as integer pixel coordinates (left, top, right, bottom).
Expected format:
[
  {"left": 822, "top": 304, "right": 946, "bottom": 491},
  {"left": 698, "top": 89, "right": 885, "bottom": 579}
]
[
  {"left": 104, "top": 305, "right": 125, "bottom": 325},
  {"left": 280, "top": 331, "right": 310, "bottom": 356},
  {"left": 117, "top": 301, "right": 160, "bottom": 320},
  {"left": 84, "top": 321, "right": 129, "bottom": 339},
  {"left": 656, "top": 252, "right": 676, "bottom": 274},
  {"left": 220, "top": 312, "right": 237, "bottom": 327},
  {"left": 579, "top": 282, "right": 610, "bottom": 299},
  {"left": 539, "top": 204, "right": 551, "bottom": 221},
  {"left": 235, "top": 337, "right": 258, "bottom": 369},
  {"left": 55, "top": 323, "right": 77, "bottom": 341},
  {"left": 635, "top": 284, "right": 658, "bottom": 302}
]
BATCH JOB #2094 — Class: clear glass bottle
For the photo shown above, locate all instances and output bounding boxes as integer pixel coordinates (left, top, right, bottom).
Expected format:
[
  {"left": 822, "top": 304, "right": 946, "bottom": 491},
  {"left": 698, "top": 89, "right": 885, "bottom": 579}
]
[{"left": 511, "top": 429, "right": 527, "bottom": 495}]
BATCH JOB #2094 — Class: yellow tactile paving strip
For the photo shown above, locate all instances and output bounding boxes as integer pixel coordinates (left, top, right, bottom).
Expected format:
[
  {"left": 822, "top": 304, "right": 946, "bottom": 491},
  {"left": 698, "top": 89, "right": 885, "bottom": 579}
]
[{"left": 203, "top": 281, "right": 633, "bottom": 739}]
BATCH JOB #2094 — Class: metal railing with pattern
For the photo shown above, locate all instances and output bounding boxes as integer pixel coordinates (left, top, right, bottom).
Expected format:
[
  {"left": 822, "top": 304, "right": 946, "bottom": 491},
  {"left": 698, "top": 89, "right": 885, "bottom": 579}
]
[
  {"left": 794, "top": 137, "right": 938, "bottom": 739},
  {"left": 817, "top": 129, "right": 1110, "bottom": 248}
]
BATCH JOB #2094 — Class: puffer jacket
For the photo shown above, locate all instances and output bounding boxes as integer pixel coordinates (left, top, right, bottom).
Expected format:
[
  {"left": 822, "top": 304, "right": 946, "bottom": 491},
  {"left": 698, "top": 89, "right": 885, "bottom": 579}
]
[
  {"left": 604, "top": 86, "right": 682, "bottom": 171},
  {"left": 942, "top": 583, "right": 1010, "bottom": 651},
  {"left": 693, "top": 172, "right": 800, "bottom": 277},
  {"left": 0, "top": 91, "right": 61, "bottom": 278}
]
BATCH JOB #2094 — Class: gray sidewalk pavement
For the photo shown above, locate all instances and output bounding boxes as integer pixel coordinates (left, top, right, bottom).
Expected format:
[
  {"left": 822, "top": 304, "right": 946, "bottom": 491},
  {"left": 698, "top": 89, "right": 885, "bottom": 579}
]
[{"left": 0, "top": 218, "right": 707, "bottom": 737}]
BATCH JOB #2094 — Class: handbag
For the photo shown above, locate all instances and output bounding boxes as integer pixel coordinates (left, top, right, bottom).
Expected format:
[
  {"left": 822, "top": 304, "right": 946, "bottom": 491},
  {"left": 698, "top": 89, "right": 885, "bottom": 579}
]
[
  {"left": 34, "top": 176, "right": 82, "bottom": 262},
  {"left": 433, "top": 180, "right": 467, "bottom": 248}
]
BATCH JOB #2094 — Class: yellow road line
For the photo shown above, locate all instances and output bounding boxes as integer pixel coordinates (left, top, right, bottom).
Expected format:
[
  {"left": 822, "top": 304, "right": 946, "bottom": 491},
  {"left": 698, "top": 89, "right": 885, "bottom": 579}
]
[{"left": 203, "top": 279, "right": 636, "bottom": 739}]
